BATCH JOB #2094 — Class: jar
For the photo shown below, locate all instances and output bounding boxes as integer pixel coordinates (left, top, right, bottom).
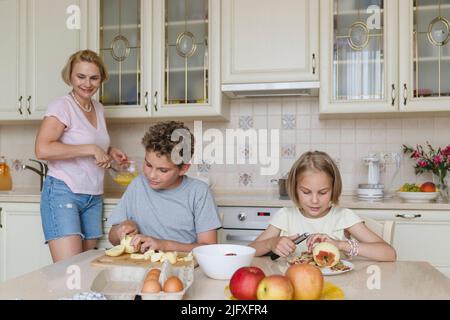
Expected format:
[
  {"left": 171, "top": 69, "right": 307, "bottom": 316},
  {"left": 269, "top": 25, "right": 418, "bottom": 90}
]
[{"left": 0, "top": 156, "right": 12, "bottom": 191}]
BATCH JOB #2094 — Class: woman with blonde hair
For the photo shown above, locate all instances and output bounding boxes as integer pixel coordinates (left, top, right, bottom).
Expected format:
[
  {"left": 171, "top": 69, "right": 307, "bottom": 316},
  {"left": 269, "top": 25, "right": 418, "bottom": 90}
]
[{"left": 35, "top": 50, "right": 127, "bottom": 262}]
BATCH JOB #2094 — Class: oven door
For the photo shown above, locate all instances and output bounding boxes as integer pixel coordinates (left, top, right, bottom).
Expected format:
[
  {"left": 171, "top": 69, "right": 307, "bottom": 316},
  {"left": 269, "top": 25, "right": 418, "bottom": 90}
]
[{"left": 218, "top": 228, "right": 263, "bottom": 246}]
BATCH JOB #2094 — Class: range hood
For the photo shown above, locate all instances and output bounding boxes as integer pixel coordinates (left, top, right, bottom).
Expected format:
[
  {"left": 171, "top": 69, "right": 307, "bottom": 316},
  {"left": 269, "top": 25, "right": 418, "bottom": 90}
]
[{"left": 221, "top": 81, "right": 320, "bottom": 98}]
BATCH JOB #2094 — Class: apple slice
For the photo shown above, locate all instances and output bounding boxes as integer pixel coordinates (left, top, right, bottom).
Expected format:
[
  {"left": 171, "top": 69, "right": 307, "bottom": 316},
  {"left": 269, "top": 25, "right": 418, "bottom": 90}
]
[
  {"left": 312, "top": 242, "right": 340, "bottom": 267},
  {"left": 120, "top": 235, "right": 139, "bottom": 254},
  {"left": 105, "top": 244, "right": 125, "bottom": 257}
]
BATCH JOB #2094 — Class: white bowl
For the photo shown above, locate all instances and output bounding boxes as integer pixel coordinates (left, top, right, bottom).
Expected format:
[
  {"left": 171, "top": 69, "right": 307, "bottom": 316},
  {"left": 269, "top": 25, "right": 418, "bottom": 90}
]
[
  {"left": 193, "top": 244, "right": 255, "bottom": 280},
  {"left": 396, "top": 191, "right": 439, "bottom": 203}
]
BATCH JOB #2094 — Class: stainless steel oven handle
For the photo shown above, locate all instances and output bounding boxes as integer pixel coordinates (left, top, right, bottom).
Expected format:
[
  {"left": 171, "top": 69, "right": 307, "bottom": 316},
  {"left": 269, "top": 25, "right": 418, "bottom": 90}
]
[{"left": 226, "top": 235, "right": 257, "bottom": 242}]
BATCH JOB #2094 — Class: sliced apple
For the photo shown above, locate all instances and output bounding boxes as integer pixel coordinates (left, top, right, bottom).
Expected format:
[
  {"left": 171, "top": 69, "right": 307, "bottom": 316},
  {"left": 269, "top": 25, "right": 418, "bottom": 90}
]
[
  {"left": 105, "top": 244, "right": 125, "bottom": 257},
  {"left": 150, "top": 251, "right": 164, "bottom": 262},
  {"left": 130, "top": 253, "right": 145, "bottom": 260},
  {"left": 312, "top": 242, "right": 340, "bottom": 267},
  {"left": 143, "top": 249, "right": 155, "bottom": 260},
  {"left": 120, "top": 235, "right": 139, "bottom": 254}
]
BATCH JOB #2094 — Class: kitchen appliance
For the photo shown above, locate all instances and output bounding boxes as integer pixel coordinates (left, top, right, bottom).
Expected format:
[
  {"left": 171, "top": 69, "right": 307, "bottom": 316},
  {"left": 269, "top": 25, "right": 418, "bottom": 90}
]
[
  {"left": 357, "top": 153, "right": 384, "bottom": 200},
  {"left": 218, "top": 206, "right": 278, "bottom": 245}
]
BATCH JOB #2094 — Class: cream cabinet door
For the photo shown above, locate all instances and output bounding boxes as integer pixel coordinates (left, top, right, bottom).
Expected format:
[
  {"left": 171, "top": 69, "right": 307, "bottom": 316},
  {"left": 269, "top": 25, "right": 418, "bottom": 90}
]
[
  {"left": 0, "top": 203, "right": 52, "bottom": 282},
  {"left": 222, "top": 0, "right": 319, "bottom": 84},
  {"left": 320, "top": 0, "right": 399, "bottom": 115},
  {"left": 0, "top": 0, "right": 26, "bottom": 121},
  {"left": 25, "top": 0, "right": 87, "bottom": 120},
  {"left": 151, "top": 0, "right": 229, "bottom": 119},
  {"left": 399, "top": 0, "right": 450, "bottom": 112},
  {"left": 355, "top": 209, "right": 450, "bottom": 278}
]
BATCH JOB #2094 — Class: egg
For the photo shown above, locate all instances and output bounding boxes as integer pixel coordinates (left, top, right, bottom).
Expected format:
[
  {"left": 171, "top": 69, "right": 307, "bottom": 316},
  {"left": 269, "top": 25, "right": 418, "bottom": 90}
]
[
  {"left": 141, "top": 279, "right": 161, "bottom": 293},
  {"left": 163, "top": 276, "right": 184, "bottom": 293},
  {"left": 145, "top": 268, "right": 161, "bottom": 281}
]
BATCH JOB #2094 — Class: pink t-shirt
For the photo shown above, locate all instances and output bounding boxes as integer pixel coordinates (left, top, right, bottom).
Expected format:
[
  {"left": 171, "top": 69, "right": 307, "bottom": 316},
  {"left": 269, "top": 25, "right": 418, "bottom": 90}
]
[{"left": 45, "top": 94, "right": 110, "bottom": 195}]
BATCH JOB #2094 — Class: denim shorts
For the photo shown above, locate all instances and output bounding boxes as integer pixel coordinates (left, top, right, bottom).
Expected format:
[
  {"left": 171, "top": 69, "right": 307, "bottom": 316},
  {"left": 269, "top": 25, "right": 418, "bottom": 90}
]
[{"left": 40, "top": 176, "right": 103, "bottom": 243}]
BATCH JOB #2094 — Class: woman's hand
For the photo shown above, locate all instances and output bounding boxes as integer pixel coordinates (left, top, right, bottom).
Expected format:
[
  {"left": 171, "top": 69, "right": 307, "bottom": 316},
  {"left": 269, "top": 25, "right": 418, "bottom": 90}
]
[
  {"left": 306, "top": 233, "right": 340, "bottom": 252},
  {"left": 268, "top": 234, "right": 299, "bottom": 258},
  {"left": 93, "top": 145, "right": 110, "bottom": 168},
  {"left": 108, "top": 147, "right": 128, "bottom": 164}
]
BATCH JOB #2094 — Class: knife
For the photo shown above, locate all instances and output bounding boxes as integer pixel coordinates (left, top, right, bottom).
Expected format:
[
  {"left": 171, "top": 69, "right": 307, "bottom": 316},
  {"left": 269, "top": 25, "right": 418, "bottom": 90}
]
[{"left": 269, "top": 232, "right": 310, "bottom": 261}]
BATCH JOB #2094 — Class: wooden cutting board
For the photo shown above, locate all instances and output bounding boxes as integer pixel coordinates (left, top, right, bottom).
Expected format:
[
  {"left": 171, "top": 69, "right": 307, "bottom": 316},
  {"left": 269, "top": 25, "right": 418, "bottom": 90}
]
[{"left": 91, "top": 252, "right": 196, "bottom": 268}]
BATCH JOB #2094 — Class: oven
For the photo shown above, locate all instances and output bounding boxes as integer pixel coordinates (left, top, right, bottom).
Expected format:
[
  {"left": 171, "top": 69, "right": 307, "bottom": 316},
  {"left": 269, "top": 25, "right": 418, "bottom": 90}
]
[{"left": 218, "top": 206, "right": 281, "bottom": 246}]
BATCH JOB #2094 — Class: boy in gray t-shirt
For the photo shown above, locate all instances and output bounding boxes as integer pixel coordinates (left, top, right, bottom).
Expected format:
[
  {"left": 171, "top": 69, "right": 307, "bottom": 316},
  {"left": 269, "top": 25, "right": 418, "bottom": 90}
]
[{"left": 108, "top": 121, "right": 221, "bottom": 253}]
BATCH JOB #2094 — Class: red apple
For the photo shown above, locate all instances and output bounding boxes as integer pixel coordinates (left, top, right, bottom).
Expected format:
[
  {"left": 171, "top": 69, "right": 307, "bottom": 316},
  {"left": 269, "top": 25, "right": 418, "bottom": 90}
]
[
  {"left": 229, "top": 267, "right": 265, "bottom": 300},
  {"left": 256, "top": 275, "right": 294, "bottom": 300},
  {"left": 285, "top": 263, "right": 324, "bottom": 300},
  {"left": 420, "top": 182, "right": 436, "bottom": 192}
]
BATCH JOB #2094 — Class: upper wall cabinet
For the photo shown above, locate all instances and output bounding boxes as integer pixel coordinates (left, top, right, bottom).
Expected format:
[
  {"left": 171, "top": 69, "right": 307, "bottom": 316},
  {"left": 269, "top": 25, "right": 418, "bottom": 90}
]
[
  {"left": 151, "top": 0, "right": 228, "bottom": 119},
  {"left": 399, "top": 0, "right": 450, "bottom": 112},
  {"left": 0, "top": 0, "right": 87, "bottom": 121},
  {"left": 320, "top": 0, "right": 399, "bottom": 114},
  {"left": 221, "top": 0, "right": 319, "bottom": 84}
]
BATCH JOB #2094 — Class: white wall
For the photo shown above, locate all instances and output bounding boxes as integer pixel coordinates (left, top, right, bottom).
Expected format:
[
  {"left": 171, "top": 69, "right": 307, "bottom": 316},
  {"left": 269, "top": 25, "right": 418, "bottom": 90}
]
[{"left": 0, "top": 97, "right": 449, "bottom": 194}]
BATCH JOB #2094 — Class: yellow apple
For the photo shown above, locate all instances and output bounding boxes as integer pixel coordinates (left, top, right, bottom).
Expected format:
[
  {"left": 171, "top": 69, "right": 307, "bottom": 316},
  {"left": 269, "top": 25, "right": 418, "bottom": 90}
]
[
  {"left": 256, "top": 275, "right": 294, "bottom": 300},
  {"left": 105, "top": 244, "right": 125, "bottom": 257},
  {"left": 312, "top": 242, "right": 340, "bottom": 267},
  {"left": 120, "top": 235, "right": 139, "bottom": 254}
]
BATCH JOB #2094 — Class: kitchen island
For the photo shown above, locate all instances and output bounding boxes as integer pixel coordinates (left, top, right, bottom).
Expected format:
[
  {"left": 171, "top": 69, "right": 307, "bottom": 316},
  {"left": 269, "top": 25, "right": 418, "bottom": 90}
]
[{"left": 0, "top": 250, "right": 448, "bottom": 300}]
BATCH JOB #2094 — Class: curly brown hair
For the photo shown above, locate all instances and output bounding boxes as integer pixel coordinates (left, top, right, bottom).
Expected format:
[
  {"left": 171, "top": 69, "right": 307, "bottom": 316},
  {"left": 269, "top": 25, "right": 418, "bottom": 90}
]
[{"left": 142, "top": 121, "right": 195, "bottom": 166}]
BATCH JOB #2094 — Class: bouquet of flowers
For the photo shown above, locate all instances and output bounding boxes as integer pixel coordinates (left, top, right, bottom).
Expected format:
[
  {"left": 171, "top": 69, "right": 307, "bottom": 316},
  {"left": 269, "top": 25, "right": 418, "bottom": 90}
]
[{"left": 402, "top": 142, "right": 450, "bottom": 201}]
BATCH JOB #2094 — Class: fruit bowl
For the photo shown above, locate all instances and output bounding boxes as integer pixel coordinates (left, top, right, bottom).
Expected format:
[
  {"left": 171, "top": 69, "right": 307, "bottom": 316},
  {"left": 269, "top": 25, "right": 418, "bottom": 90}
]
[
  {"left": 396, "top": 191, "right": 439, "bottom": 203},
  {"left": 193, "top": 244, "right": 256, "bottom": 280},
  {"left": 109, "top": 160, "right": 139, "bottom": 186}
]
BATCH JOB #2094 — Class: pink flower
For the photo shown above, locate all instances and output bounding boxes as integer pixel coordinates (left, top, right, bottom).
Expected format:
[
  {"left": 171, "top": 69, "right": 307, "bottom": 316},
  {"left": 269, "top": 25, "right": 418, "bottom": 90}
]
[
  {"left": 442, "top": 146, "right": 450, "bottom": 157},
  {"left": 433, "top": 155, "right": 443, "bottom": 165},
  {"left": 418, "top": 160, "right": 427, "bottom": 168},
  {"left": 412, "top": 151, "right": 421, "bottom": 159}
]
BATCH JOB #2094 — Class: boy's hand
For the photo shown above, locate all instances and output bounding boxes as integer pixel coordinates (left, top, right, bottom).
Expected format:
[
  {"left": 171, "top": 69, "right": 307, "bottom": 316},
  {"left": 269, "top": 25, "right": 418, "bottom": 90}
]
[
  {"left": 269, "top": 234, "right": 298, "bottom": 258},
  {"left": 306, "top": 233, "right": 339, "bottom": 252},
  {"left": 131, "top": 235, "right": 164, "bottom": 253},
  {"left": 117, "top": 221, "right": 138, "bottom": 240}
]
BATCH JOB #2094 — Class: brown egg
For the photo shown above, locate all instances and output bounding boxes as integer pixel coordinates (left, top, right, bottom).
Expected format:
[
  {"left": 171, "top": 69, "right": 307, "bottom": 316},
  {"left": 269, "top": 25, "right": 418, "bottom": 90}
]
[
  {"left": 141, "top": 279, "right": 161, "bottom": 293},
  {"left": 145, "top": 268, "right": 161, "bottom": 282},
  {"left": 163, "top": 276, "right": 184, "bottom": 293}
]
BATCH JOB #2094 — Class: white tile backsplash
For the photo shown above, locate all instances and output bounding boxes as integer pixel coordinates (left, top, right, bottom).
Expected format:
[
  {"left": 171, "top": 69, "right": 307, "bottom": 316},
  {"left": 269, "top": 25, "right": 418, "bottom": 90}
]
[{"left": 0, "top": 98, "right": 446, "bottom": 194}]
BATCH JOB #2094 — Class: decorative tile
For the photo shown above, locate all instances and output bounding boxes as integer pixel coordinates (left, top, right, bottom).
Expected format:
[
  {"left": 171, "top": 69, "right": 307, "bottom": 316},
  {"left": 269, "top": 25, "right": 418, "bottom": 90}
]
[
  {"left": 239, "top": 143, "right": 250, "bottom": 161},
  {"left": 281, "top": 144, "right": 296, "bottom": 159},
  {"left": 197, "top": 160, "right": 211, "bottom": 173},
  {"left": 282, "top": 114, "right": 296, "bottom": 130},
  {"left": 238, "top": 116, "right": 254, "bottom": 130},
  {"left": 239, "top": 173, "right": 253, "bottom": 187}
]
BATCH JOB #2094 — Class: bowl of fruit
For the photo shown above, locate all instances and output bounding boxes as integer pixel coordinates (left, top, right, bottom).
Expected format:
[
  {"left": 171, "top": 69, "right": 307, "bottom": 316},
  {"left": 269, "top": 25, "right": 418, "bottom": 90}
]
[{"left": 396, "top": 182, "right": 439, "bottom": 202}]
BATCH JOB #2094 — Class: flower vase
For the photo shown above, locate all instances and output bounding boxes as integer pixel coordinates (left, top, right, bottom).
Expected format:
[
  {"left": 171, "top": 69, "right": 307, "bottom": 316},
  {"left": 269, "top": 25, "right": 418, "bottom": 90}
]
[{"left": 432, "top": 173, "right": 450, "bottom": 203}]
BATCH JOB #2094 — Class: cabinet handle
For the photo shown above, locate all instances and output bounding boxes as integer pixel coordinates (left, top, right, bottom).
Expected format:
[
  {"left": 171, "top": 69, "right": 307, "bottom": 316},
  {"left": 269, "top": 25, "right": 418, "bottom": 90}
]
[
  {"left": 18, "top": 96, "right": 23, "bottom": 115},
  {"left": 403, "top": 84, "right": 408, "bottom": 106},
  {"left": 395, "top": 214, "right": 422, "bottom": 220},
  {"left": 0, "top": 207, "right": 3, "bottom": 228},
  {"left": 391, "top": 84, "right": 396, "bottom": 106},
  {"left": 26, "top": 96, "right": 32, "bottom": 115},
  {"left": 144, "top": 91, "right": 148, "bottom": 112},
  {"left": 312, "top": 53, "right": 316, "bottom": 75},
  {"left": 225, "top": 234, "right": 257, "bottom": 242},
  {"left": 153, "top": 91, "right": 158, "bottom": 112},
  {"left": 102, "top": 217, "right": 108, "bottom": 222}
]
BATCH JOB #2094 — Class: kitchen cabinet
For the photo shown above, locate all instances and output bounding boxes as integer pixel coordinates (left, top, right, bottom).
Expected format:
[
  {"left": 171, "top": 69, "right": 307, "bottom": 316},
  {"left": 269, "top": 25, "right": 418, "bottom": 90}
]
[
  {"left": 0, "top": 0, "right": 87, "bottom": 121},
  {"left": 221, "top": 0, "right": 319, "bottom": 84},
  {"left": 97, "top": 203, "right": 114, "bottom": 250},
  {"left": 90, "top": 0, "right": 228, "bottom": 120},
  {"left": 0, "top": 202, "right": 52, "bottom": 282},
  {"left": 398, "top": 0, "right": 450, "bottom": 112},
  {"left": 320, "top": 0, "right": 450, "bottom": 115},
  {"left": 354, "top": 209, "right": 450, "bottom": 278}
]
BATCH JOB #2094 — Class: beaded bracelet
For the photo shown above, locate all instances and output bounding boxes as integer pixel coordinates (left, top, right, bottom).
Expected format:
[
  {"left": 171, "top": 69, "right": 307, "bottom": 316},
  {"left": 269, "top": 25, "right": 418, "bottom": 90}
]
[{"left": 346, "top": 238, "right": 359, "bottom": 259}]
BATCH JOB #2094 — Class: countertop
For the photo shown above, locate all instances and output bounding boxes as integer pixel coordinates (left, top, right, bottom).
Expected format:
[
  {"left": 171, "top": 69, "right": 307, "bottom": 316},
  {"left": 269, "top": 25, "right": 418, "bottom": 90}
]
[
  {"left": 0, "top": 250, "right": 448, "bottom": 300},
  {"left": 1, "top": 189, "right": 450, "bottom": 210}
]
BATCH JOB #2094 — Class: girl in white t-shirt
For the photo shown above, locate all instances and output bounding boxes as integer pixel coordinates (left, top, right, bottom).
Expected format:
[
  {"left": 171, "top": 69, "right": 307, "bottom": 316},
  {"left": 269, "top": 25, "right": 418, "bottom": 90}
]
[{"left": 250, "top": 151, "right": 396, "bottom": 261}]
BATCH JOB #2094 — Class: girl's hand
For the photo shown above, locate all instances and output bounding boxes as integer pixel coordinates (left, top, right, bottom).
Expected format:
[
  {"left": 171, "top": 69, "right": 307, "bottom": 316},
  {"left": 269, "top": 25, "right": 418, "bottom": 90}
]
[
  {"left": 269, "top": 234, "right": 299, "bottom": 258},
  {"left": 108, "top": 147, "right": 128, "bottom": 164},
  {"left": 306, "top": 233, "right": 339, "bottom": 253}
]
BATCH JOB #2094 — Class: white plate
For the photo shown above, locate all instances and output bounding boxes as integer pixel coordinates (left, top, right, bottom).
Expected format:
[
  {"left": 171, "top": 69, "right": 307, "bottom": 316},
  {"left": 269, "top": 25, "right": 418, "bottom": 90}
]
[
  {"left": 320, "top": 260, "right": 354, "bottom": 276},
  {"left": 396, "top": 191, "right": 439, "bottom": 203}
]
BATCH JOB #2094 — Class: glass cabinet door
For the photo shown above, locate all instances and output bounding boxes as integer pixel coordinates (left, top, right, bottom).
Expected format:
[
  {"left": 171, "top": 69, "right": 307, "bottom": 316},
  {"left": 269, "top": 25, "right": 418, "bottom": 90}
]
[
  {"left": 413, "top": 0, "right": 450, "bottom": 98},
  {"left": 332, "top": 0, "right": 385, "bottom": 101},
  {"left": 164, "top": 0, "right": 209, "bottom": 105},
  {"left": 99, "top": 0, "right": 141, "bottom": 106}
]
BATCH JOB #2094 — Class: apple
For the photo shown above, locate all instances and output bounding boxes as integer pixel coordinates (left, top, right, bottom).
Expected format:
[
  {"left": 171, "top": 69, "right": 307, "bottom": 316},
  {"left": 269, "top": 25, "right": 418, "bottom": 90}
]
[
  {"left": 229, "top": 267, "right": 265, "bottom": 300},
  {"left": 312, "top": 242, "right": 340, "bottom": 267},
  {"left": 285, "top": 264, "right": 324, "bottom": 300},
  {"left": 120, "top": 235, "right": 139, "bottom": 254},
  {"left": 256, "top": 275, "right": 294, "bottom": 300},
  {"left": 420, "top": 182, "right": 436, "bottom": 192}
]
